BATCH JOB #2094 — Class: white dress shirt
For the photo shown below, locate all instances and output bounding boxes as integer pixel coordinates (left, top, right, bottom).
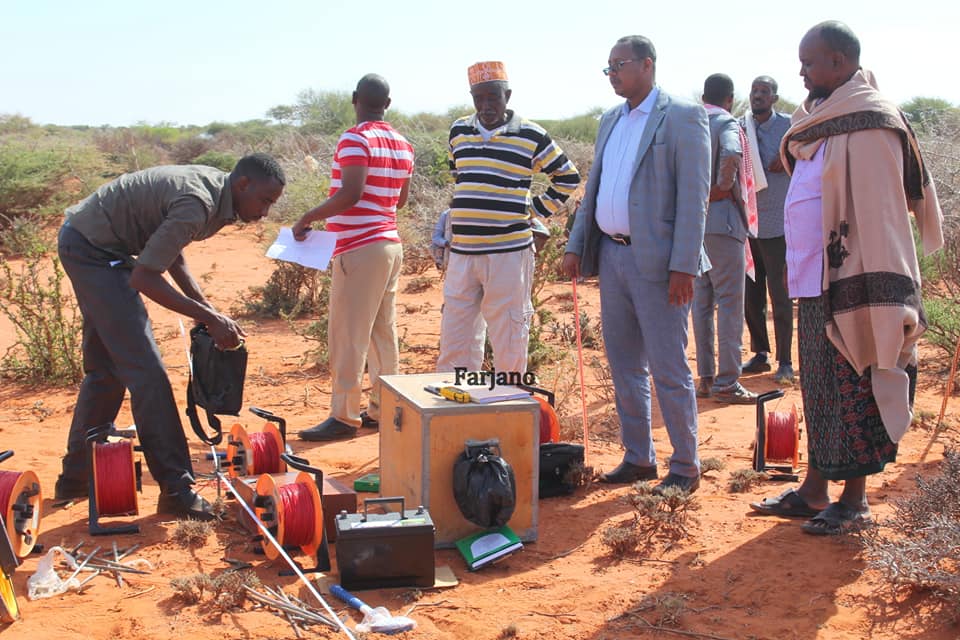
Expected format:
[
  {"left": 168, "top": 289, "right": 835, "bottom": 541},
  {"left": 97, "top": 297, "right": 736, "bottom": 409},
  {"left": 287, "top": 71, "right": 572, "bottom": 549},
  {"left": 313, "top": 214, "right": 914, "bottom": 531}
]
[
  {"left": 783, "top": 143, "right": 826, "bottom": 298},
  {"left": 595, "top": 87, "right": 660, "bottom": 236}
]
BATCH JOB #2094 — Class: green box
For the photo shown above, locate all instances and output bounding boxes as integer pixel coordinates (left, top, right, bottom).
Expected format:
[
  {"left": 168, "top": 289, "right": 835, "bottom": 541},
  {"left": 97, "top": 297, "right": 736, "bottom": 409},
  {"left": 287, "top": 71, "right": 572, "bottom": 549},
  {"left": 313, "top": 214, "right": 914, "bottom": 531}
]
[{"left": 353, "top": 473, "right": 380, "bottom": 493}]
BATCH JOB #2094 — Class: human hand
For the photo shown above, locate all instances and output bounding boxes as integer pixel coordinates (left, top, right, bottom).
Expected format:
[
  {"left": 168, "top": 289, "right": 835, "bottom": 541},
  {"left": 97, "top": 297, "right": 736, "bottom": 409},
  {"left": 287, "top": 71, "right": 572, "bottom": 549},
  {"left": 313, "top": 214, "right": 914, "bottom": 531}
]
[
  {"left": 668, "top": 271, "right": 695, "bottom": 306},
  {"left": 560, "top": 253, "right": 581, "bottom": 279},
  {"left": 709, "top": 186, "right": 732, "bottom": 202},
  {"left": 291, "top": 217, "right": 312, "bottom": 241},
  {"left": 768, "top": 156, "right": 785, "bottom": 173},
  {"left": 206, "top": 313, "right": 246, "bottom": 350}
]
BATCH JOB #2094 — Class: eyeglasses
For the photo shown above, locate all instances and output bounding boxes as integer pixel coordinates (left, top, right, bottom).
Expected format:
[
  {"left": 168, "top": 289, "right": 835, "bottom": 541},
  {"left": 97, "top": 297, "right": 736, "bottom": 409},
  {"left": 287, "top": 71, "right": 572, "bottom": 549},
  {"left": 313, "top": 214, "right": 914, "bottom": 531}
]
[{"left": 603, "top": 59, "right": 637, "bottom": 76}]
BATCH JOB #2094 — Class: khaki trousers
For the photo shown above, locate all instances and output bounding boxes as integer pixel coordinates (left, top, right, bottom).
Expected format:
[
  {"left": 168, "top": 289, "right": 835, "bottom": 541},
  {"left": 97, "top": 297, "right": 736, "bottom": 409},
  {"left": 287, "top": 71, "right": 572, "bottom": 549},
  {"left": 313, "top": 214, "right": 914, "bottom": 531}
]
[
  {"left": 328, "top": 240, "right": 403, "bottom": 425},
  {"left": 437, "top": 248, "right": 534, "bottom": 375}
]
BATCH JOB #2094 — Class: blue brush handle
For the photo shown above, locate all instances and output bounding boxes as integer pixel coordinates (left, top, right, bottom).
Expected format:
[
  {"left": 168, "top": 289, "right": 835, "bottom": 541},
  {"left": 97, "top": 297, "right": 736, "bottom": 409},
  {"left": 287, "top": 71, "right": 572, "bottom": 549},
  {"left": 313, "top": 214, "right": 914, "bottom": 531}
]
[{"left": 330, "top": 584, "right": 366, "bottom": 611}]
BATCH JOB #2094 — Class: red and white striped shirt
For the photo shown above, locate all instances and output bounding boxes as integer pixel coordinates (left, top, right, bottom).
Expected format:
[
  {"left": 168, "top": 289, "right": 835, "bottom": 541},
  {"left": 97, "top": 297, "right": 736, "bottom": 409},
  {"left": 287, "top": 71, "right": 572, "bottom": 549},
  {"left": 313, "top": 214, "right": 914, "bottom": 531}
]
[{"left": 326, "top": 121, "right": 414, "bottom": 257}]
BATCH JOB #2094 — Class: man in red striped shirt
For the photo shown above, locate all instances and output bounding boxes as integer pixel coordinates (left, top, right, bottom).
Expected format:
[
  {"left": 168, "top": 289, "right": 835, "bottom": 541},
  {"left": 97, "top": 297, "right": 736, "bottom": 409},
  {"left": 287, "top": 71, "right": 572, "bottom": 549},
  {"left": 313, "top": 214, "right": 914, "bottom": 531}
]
[{"left": 293, "top": 74, "right": 414, "bottom": 441}]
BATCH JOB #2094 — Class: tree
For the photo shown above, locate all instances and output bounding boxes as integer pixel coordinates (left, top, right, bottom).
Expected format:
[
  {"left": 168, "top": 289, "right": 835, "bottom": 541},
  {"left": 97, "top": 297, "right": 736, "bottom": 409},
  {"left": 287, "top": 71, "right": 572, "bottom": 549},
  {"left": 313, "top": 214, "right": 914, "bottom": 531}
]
[
  {"left": 901, "top": 96, "right": 958, "bottom": 133},
  {"left": 268, "top": 89, "right": 354, "bottom": 136}
]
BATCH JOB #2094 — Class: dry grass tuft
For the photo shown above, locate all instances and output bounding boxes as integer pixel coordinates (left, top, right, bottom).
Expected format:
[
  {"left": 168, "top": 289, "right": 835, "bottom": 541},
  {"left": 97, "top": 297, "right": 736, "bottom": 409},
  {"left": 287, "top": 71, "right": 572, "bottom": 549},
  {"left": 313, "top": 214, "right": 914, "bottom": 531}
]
[
  {"left": 727, "top": 468, "right": 770, "bottom": 493},
  {"left": 211, "top": 570, "right": 261, "bottom": 611},
  {"left": 403, "top": 275, "right": 434, "bottom": 294},
  {"left": 862, "top": 448, "right": 960, "bottom": 616},
  {"left": 632, "top": 592, "right": 690, "bottom": 627},
  {"left": 699, "top": 457, "right": 726, "bottom": 475},
  {"left": 172, "top": 519, "right": 214, "bottom": 547},
  {"left": 601, "top": 524, "right": 641, "bottom": 555},
  {"left": 170, "top": 573, "right": 214, "bottom": 604}
]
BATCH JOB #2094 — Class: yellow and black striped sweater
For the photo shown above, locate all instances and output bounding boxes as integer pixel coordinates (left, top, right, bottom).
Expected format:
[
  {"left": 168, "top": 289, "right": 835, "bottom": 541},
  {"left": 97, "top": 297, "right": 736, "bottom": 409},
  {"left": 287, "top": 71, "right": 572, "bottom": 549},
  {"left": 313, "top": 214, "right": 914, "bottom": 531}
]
[{"left": 447, "top": 112, "right": 580, "bottom": 255}]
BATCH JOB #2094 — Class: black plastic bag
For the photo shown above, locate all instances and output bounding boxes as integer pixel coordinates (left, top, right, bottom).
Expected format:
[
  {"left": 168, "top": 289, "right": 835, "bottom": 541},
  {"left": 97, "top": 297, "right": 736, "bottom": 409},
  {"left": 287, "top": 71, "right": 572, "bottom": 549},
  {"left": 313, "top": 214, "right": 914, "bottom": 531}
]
[
  {"left": 185, "top": 324, "right": 247, "bottom": 445},
  {"left": 453, "top": 439, "right": 516, "bottom": 528},
  {"left": 539, "top": 443, "right": 585, "bottom": 498}
]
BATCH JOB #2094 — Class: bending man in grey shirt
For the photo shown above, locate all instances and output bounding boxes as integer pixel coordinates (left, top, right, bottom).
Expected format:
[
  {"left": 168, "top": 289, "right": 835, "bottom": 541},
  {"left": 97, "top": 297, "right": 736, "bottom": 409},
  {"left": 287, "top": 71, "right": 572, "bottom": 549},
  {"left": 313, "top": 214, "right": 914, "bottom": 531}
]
[{"left": 55, "top": 154, "right": 285, "bottom": 520}]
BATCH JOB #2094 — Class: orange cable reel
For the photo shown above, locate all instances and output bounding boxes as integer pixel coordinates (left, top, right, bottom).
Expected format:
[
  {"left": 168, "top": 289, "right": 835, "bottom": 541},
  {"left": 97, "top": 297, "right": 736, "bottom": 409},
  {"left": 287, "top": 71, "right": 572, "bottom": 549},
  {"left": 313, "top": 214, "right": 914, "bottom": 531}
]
[
  {"left": 226, "top": 422, "right": 286, "bottom": 479},
  {"left": 254, "top": 472, "right": 324, "bottom": 561},
  {"left": 0, "top": 468, "right": 42, "bottom": 560},
  {"left": 533, "top": 395, "right": 560, "bottom": 444}
]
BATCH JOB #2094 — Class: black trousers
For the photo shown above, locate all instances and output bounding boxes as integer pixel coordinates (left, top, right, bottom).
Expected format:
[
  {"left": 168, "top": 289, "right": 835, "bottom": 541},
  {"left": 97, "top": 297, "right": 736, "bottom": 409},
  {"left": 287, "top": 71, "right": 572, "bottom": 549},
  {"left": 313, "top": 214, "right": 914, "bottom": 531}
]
[
  {"left": 744, "top": 236, "right": 793, "bottom": 365},
  {"left": 58, "top": 224, "right": 194, "bottom": 495}
]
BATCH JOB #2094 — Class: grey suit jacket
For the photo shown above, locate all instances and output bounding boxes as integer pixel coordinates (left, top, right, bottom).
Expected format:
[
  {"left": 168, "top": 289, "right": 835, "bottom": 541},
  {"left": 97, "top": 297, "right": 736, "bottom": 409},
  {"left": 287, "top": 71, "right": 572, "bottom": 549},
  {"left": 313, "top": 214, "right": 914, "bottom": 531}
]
[
  {"left": 706, "top": 111, "right": 748, "bottom": 242},
  {"left": 566, "top": 90, "right": 711, "bottom": 280}
]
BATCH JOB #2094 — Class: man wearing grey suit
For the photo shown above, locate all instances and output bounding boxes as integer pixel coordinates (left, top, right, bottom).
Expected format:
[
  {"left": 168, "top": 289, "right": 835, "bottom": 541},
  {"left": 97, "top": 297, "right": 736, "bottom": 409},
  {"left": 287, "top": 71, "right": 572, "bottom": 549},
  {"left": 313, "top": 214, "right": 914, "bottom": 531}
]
[{"left": 562, "top": 34, "right": 710, "bottom": 493}]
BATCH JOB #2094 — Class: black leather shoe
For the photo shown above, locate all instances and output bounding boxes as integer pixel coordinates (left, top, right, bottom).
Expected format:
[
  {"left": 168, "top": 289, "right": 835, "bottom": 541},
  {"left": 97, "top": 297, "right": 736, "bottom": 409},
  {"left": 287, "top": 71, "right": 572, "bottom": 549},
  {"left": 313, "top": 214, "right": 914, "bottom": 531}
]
[
  {"left": 653, "top": 473, "right": 701, "bottom": 495},
  {"left": 54, "top": 475, "right": 89, "bottom": 501},
  {"left": 599, "top": 460, "right": 658, "bottom": 484},
  {"left": 157, "top": 490, "right": 216, "bottom": 521},
  {"left": 298, "top": 417, "right": 357, "bottom": 441},
  {"left": 742, "top": 353, "right": 772, "bottom": 373},
  {"left": 360, "top": 411, "right": 379, "bottom": 430}
]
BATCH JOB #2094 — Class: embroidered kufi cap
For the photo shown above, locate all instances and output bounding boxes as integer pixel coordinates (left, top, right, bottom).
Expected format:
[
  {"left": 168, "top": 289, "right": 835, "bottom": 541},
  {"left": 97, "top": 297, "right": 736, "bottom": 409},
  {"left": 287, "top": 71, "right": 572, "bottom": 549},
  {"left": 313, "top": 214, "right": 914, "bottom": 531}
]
[{"left": 468, "top": 61, "right": 508, "bottom": 86}]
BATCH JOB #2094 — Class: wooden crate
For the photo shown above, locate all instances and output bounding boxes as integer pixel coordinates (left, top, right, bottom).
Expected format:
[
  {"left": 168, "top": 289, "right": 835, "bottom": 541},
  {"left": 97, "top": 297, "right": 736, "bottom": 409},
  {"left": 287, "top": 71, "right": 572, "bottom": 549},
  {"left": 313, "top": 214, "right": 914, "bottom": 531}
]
[{"left": 378, "top": 373, "right": 539, "bottom": 547}]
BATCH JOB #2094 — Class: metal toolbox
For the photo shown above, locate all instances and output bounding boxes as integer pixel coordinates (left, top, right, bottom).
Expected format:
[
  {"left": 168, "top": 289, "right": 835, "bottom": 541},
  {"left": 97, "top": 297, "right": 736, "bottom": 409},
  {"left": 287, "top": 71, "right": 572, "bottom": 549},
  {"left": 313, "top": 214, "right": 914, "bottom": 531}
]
[{"left": 334, "top": 497, "right": 435, "bottom": 590}]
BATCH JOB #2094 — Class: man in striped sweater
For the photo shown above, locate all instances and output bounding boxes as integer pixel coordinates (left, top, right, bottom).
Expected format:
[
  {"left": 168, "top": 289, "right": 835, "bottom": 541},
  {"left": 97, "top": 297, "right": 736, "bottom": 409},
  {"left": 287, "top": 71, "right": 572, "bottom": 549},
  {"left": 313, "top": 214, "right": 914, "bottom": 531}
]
[
  {"left": 437, "top": 61, "right": 580, "bottom": 377},
  {"left": 293, "top": 74, "right": 414, "bottom": 441}
]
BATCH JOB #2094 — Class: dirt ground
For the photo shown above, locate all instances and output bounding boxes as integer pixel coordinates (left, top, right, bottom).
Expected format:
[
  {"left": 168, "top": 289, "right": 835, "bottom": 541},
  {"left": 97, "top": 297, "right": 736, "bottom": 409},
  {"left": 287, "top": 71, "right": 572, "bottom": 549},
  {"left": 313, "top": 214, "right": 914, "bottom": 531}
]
[{"left": 1, "top": 225, "right": 957, "bottom": 640}]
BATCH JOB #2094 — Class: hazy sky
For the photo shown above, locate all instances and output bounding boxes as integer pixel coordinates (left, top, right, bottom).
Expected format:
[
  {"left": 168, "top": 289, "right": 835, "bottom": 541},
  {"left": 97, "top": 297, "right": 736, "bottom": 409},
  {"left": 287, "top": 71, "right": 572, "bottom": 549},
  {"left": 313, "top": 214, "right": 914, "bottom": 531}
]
[{"left": 3, "top": 1, "right": 956, "bottom": 127}]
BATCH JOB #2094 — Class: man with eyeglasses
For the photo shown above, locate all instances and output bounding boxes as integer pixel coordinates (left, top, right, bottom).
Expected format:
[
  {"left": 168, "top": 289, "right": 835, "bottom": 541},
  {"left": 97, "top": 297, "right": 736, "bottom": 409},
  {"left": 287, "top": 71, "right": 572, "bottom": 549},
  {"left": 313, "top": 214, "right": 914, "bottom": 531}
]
[
  {"left": 562, "top": 35, "right": 710, "bottom": 494},
  {"left": 437, "top": 61, "right": 580, "bottom": 376}
]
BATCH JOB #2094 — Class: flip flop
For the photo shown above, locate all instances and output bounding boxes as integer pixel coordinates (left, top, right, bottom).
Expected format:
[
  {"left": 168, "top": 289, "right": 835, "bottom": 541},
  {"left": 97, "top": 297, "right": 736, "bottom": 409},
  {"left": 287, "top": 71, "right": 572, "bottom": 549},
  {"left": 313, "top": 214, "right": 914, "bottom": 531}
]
[
  {"left": 801, "top": 502, "right": 872, "bottom": 536},
  {"left": 749, "top": 489, "right": 821, "bottom": 519}
]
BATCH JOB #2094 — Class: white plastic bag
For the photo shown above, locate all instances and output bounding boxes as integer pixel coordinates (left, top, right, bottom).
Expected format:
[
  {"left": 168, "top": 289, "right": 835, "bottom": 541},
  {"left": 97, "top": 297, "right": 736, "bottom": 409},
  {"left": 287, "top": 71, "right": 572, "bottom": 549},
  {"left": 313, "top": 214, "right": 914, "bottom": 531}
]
[{"left": 27, "top": 546, "right": 81, "bottom": 600}]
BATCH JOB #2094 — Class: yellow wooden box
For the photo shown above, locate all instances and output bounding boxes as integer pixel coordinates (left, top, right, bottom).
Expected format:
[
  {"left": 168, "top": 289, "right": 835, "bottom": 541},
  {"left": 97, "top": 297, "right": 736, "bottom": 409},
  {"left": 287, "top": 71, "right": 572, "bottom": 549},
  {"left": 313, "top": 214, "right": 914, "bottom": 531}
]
[{"left": 378, "top": 373, "right": 540, "bottom": 548}]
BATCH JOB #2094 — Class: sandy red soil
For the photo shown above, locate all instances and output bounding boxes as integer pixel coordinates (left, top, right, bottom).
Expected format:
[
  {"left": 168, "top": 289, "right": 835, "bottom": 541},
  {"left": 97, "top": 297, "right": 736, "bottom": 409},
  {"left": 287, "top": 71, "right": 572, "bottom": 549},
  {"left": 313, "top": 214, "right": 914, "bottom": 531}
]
[{"left": 0, "top": 224, "right": 956, "bottom": 639}]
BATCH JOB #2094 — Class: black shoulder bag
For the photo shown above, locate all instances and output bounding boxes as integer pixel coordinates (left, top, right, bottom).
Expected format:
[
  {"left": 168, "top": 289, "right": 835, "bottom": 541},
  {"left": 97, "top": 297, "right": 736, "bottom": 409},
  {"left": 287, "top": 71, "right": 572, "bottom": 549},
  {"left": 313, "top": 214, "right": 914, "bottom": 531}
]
[{"left": 185, "top": 324, "right": 247, "bottom": 446}]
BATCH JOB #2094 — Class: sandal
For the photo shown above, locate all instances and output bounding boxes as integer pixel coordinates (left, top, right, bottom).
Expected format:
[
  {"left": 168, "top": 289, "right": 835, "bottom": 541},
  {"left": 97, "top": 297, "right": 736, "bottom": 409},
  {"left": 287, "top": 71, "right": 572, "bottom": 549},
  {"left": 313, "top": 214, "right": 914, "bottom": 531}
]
[
  {"left": 749, "top": 489, "right": 821, "bottom": 519},
  {"left": 801, "top": 502, "right": 872, "bottom": 536}
]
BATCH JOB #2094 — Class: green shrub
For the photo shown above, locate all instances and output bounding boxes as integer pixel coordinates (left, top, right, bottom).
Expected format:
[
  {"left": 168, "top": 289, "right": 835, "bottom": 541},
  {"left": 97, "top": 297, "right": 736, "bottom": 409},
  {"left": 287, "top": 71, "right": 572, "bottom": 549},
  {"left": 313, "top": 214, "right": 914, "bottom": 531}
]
[
  {"left": 268, "top": 161, "right": 329, "bottom": 225},
  {"left": 190, "top": 150, "right": 237, "bottom": 172},
  {"left": 240, "top": 261, "right": 325, "bottom": 319},
  {"left": 0, "top": 133, "right": 107, "bottom": 254},
  {"left": 0, "top": 255, "right": 83, "bottom": 384},
  {"left": 923, "top": 296, "right": 960, "bottom": 353},
  {"left": 0, "top": 142, "right": 72, "bottom": 218}
]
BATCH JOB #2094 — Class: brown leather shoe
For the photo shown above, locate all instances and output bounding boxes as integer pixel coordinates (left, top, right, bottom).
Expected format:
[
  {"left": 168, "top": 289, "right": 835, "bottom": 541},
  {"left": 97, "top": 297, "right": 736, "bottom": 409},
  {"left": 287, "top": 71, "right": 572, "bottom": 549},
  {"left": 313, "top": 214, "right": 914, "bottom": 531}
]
[
  {"left": 599, "top": 460, "right": 658, "bottom": 484},
  {"left": 696, "top": 377, "right": 713, "bottom": 398}
]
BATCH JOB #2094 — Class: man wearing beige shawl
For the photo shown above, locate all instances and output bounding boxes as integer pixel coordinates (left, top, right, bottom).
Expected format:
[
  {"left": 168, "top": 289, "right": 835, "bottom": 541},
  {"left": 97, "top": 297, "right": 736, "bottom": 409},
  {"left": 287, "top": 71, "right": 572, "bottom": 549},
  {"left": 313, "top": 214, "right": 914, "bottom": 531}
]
[{"left": 750, "top": 21, "right": 943, "bottom": 535}]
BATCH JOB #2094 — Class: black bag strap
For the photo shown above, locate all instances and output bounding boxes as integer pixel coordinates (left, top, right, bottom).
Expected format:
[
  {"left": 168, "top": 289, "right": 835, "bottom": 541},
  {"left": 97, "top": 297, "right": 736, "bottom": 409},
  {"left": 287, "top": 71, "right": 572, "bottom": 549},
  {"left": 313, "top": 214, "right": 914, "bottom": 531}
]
[{"left": 185, "top": 375, "right": 223, "bottom": 446}]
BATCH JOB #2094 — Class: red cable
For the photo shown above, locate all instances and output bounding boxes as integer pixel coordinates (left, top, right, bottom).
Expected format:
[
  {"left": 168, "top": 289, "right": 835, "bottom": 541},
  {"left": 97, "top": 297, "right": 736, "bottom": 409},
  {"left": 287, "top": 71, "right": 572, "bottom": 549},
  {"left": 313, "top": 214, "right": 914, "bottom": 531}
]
[
  {"left": 0, "top": 470, "right": 20, "bottom": 519},
  {"left": 572, "top": 278, "right": 590, "bottom": 463},
  {"left": 249, "top": 431, "right": 281, "bottom": 474},
  {"left": 766, "top": 411, "right": 799, "bottom": 461},
  {"left": 278, "top": 482, "right": 316, "bottom": 548},
  {"left": 93, "top": 441, "right": 137, "bottom": 516}
]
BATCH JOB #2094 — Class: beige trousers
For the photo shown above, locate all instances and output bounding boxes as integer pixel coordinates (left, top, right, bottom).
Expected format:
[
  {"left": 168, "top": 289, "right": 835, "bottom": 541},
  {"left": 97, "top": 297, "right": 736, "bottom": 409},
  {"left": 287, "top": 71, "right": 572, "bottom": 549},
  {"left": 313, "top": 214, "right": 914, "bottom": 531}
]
[
  {"left": 328, "top": 240, "right": 403, "bottom": 425},
  {"left": 436, "top": 248, "right": 534, "bottom": 375}
]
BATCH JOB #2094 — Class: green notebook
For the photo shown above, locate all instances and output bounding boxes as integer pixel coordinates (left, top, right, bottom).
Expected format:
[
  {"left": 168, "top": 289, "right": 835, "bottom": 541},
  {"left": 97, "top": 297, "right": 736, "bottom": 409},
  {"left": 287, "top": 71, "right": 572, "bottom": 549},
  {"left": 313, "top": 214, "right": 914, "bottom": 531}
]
[
  {"left": 455, "top": 525, "right": 523, "bottom": 570},
  {"left": 353, "top": 473, "right": 379, "bottom": 493}
]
